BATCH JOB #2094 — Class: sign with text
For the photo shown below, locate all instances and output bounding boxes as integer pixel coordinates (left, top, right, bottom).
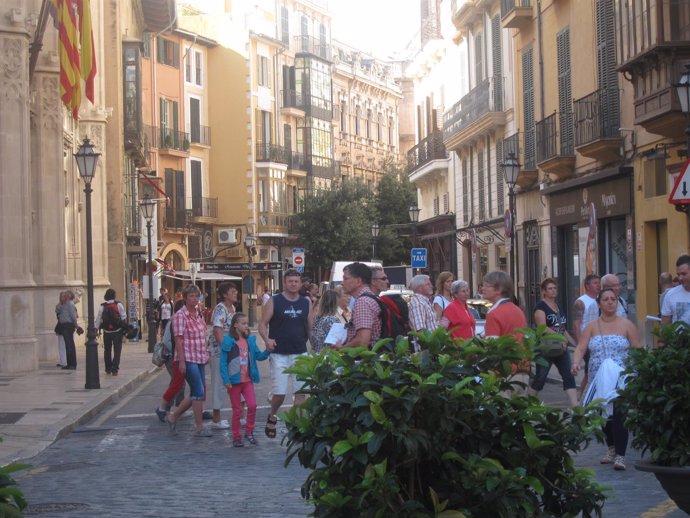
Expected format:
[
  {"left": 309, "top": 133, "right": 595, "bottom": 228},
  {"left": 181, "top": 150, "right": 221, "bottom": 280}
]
[
  {"left": 200, "top": 262, "right": 283, "bottom": 272},
  {"left": 411, "top": 248, "right": 427, "bottom": 268}
]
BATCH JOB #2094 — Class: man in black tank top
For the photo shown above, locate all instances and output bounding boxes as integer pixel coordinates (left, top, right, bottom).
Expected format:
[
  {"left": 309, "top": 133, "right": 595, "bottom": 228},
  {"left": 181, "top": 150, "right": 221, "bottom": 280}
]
[{"left": 258, "top": 269, "right": 312, "bottom": 438}]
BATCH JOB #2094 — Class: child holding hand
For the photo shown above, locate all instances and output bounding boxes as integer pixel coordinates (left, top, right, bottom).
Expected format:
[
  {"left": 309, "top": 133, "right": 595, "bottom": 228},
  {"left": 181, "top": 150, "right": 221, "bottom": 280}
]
[{"left": 220, "top": 312, "right": 272, "bottom": 447}]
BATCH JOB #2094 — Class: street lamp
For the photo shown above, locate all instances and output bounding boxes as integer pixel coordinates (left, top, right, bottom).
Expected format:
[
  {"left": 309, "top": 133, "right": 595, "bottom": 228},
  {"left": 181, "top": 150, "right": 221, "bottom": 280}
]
[
  {"left": 502, "top": 152, "right": 521, "bottom": 289},
  {"left": 371, "top": 222, "right": 380, "bottom": 260},
  {"left": 675, "top": 64, "right": 690, "bottom": 153},
  {"left": 139, "top": 194, "right": 157, "bottom": 353},
  {"left": 74, "top": 137, "right": 101, "bottom": 390},
  {"left": 408, "top": 202, "right": 421, "bottom": 272},
  {"left": 244, "top": 234, "right": 256, "bottom": 327}
]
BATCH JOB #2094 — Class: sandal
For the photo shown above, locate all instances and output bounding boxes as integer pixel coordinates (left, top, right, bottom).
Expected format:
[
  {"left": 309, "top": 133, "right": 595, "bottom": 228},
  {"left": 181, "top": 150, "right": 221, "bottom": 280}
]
[{"left": 265, "top": 415, "right": 277, "bottom": 438}]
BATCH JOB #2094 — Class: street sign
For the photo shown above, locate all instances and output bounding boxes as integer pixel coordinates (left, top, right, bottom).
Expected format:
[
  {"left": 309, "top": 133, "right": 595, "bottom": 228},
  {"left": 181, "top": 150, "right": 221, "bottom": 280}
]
[
  {"left": 411, "top": 247, "right": 427, "bottom": 268},
  {"left": 668, "top": 159, "right": 690, "bottom": 204},
  {"left": 292, "top": 247, "right": 305, "bottom": 273},
  {"left": 200, "top": 262, "right": 282, "bottom": 271}
]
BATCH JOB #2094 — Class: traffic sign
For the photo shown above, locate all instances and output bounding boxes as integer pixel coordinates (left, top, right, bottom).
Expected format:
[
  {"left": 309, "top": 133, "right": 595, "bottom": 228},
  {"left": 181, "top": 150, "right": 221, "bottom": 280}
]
[
  {"left": 292, "top": 247, "right": 305, "bottom": 273},
  {"left": 411, "top": 247, "right": 427, "bottom": 268},
  {"left": 668, "top": 159, "right": 690, "bottom": 204}
]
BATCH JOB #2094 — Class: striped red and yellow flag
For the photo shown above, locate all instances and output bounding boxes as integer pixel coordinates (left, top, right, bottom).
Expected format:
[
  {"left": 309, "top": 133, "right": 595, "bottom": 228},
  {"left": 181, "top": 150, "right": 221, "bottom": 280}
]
[
  {"left": 77, "top": 0, "right": 96, "bottom": 103},
  {"left": 57, "top": 0, "right": 81, "bottom": 119}
]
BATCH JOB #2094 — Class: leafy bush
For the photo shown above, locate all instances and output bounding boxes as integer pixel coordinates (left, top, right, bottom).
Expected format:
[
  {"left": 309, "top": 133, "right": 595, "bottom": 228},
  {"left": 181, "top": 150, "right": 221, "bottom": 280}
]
[
  {"left": 618, "top": 323, "right": 690, "bottom": 467},
  {"left": 283, "top": 328, "right": 607, "bottom": 518},
  {"left": 0, "top": 438, "right": 29, "bottom": 517}
]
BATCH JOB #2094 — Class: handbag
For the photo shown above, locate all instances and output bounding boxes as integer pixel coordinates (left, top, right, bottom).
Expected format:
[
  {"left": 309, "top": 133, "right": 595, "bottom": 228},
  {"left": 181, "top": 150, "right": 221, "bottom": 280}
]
[
  {"left": 151, "top": 341, "right": 170, "bottom": 367},
  {"left": 541, "top": 338, "right": 566, "bottom": 359},
  {"left": 54, "top": 322, "right": 61, "bottom": 335}
]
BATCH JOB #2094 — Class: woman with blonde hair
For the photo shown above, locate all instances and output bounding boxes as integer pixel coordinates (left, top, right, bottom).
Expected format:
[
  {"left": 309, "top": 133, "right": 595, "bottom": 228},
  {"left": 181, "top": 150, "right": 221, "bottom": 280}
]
[
  {"left": 433, "top": 271, "right": 454, "bottom": 320},
  {"left": 335, "top": 284, "right": 351, "bottom": 324},
  {"left": 310, "top": 290, "right": 340, "bottom": 353}
]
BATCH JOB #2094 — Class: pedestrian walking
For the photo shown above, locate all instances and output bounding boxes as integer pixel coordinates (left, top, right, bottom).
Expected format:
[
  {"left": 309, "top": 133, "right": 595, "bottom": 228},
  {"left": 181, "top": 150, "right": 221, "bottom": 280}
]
[
  {"left": 95, "top": 289, "right": 127, "bottom": 376},
  {"left": 572, "top": 287, "right": 641, "bottom": 471},
  {"left": 54, "top": 291, "right": 76, "bottom": 369},
  {"left": 432, "top": 271, "right": 454, "bottom": 320},
  {"left": 206, "top": 282, "right": 238, "bottom": 430},
  {"left": 335, "top": 262, "right": 380, "bottom": 349},
  {"left": 527, "top": 278, "right": 578, "bottom": 407},
  {"left": 661, "top": 254, "right": 690, "bottom": 326},
  {"left": 258, "top": 269, "right": 312, "bottom": 438},
  {"left": 158, "top": 293, "right": 172, "bottom": 338},
  {"left": 310, "top": 289, "right": 340, "bottom": 353},
  {"left": 166, "top": 284, "right": 212, "bottom": 437},
  {"left": 440, "top": 280, "right": 476, "bottom": 339},
  {"left": 155, "top": 299, "right": 186, "bottom": 422},
  {"left": 572, "top": 273, "right": 600, "bottom": 400},
  {"left": 220, "top": 312, "right": 272, "bottom": 447}
]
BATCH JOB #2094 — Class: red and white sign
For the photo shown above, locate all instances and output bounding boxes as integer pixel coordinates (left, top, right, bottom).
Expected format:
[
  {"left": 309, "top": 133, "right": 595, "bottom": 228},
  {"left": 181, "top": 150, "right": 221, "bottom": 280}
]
[
  {"left": 668, "top": 159, "right": 690, "bottom": 204},
  {"left": 292, "top": 247, "right": 305, "bottom": 271}
]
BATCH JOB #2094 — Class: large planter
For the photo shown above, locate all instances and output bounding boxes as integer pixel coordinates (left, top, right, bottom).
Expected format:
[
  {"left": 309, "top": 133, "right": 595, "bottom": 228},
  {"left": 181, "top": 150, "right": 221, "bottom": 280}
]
[{"left": 635, "top": 460, "right": 690, "bottom": 514}]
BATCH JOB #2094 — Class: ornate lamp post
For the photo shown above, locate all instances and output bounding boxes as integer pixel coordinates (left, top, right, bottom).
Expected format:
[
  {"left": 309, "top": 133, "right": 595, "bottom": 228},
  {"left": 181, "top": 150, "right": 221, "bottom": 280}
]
[
  {"left": 139, "top": 194, "right": 157, "bottom": 353},
  {"left": 244, "top": 234, "right": 256, "bottom": 326},
  {"left": 74, "top": 137, "right": 101, "bottom": 390},
  {"left": 502, "top": 152, "right": 521, "bottom": 288},
  {"left": 676, "top": 64, "right": 690, "bottom": 153},
  {"left": 371, "top": 222, "right": 380, "bottom": 260}
]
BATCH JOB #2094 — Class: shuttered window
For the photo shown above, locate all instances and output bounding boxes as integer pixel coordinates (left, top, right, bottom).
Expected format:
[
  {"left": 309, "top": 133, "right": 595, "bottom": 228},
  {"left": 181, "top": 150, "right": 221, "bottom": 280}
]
[
  {"left": 491, "top": 15, "right": 503, "bottom": 112},
  {"left": 478, "top": 150, "right": 486, "bottom": 220},
  {"left": 496, "top": 139, "right": 505, "bottom": 214},
  {"left": 157, "top": 37, "right": 179, "bottom": 68},
  {"left": 462, "top": 159, "right": 469, "bottom": 225},
  {"left": 595, "top": 0, "right": 620, "bottom": 138},
  {"left": 474, "top": 33, "right": 484, "bottom": 85},
  {"left": 191, "top": 160, "right": 202, "bottom": 214},
  {"left": 522, "top": 47, "right": 536, "bottom": 169},
  {"left": 280, "top": 7, "right": 289, "bottom": 44},
  {"left": 557, "top": 27, "right": 573, "bottom": 155}
]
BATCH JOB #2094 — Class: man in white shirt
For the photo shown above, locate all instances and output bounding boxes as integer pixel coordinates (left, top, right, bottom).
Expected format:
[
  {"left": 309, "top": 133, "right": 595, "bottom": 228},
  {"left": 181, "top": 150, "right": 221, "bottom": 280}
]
[
  {"left": 661, "top": 254, "right": 690, "bottom": 325},
  {"left": 572, "top": 274, "right": 601, "bottom": 344},
  {"left": 408, "top": 275, "right": 438, "bottom": 334}
]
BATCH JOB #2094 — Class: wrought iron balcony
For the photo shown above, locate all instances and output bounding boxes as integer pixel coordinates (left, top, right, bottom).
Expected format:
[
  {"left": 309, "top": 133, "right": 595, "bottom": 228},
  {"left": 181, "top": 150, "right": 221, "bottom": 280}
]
[
  {"left": 165, "top": 207, "right": 192, "bottom": 230},
  {"left": 255, "top": 142, "right": 290, "bottom": 164},
  {"left": 536, "top": 112, "right": 575, "bottom": 179},
  {"left": 574, "top": 88, "right": 622, "bottom": 163},
  {"left": 189, "top": 196, "right": 217, "bottom": 219},
  {"left": 502, "top": 132, "right": 537, "bottom": 189},
  {"left": 443, "top": 76, "right": 505, "bottom": 149},
  {"left": 281, "top": 89, "right": 305, "bottom": 111},
  {"left": 501, "top": 0, "right": 532, "bottom": 28},
  {"left": 407, "top": 131, "right": 448, "bottom": 174},
  {"left": 160, "top": 127, "right": 191, "bottom": 152},
  {"left": 294, "top": 35, "right": 331, "bottom": 61},
  {"left": 288, "top": 151, "right": 307, "bottom": 171},
  {"left": 190, "top": 125, "right": 211, "bottom": 146}
]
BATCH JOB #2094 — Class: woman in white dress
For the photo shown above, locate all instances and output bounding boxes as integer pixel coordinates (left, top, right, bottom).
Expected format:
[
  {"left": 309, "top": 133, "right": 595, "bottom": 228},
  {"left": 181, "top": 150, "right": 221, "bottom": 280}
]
[{"left": 572, "top": 287, "right": 641, "bottom": 471}]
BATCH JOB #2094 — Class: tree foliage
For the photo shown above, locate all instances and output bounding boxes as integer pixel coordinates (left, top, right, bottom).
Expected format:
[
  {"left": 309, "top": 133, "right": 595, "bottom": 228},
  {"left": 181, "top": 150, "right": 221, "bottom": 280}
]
[
  {"left": 293, "top": 162, "right": 417, "bottom": 273},
  {"left": 283, "top": 328, "right": 607, "bottom": 518}
]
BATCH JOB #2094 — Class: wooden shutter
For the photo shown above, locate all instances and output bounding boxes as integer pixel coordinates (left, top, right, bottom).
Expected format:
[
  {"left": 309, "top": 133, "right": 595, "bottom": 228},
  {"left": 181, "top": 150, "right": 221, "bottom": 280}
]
[
  {"left": 478, "top": 150, "right": 485, "bottom": 220},
  {"left": 474, "top": 33, "right": 483, "bottom": 84},
  {"left": 191, "top": 160, "right": 202, "bottom": 214},
  {"left": 462, "top": 159, "right": 469, "bottom": 225},
  {"left": 157, "top": 36, "right": 164, "bottom": 63},
  {"left": 492, "top": 15, "right": 503, "bottom": 112},
  {"left": 190, "top": 98, "right": 200, "bottom": 143},
  {"left": 557, "top": 27, "right": 573, "bottom": 155},
  {"left": 281, "top": 7, "right": 289, "bottom": 44},
  {"left": 496, "top": 139, "right": 505, "bottom": 214},
  {"left": 172, "top": 100, "right": 179, "bottom": 147},
  {"left": 522, "top": 47, "right": 536, "bottom": 169},
  {"left": 172, "top": 41, "right": 179, "bottom": 69},
  {"left": 595, "top": 0, "right": 619, "bottom": 138}
]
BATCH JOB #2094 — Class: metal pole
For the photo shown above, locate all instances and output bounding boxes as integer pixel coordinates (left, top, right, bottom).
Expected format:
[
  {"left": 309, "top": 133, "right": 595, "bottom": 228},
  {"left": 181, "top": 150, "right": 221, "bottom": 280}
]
[
  {"left": 146, "top": 220, "right": 156, "bottom": 352},
  {"left": 508, "top": 185, "right": 516, "bottom": 294},
  {"left": 412, "top": 224, "right": 417, "bottom": 275},
  {"left": 83, "top": 182, "right": 100, "bottom": 389},
  {"left": 372, "top": 239, "right": 375, "bottom": 261},
  {"left": 248, "top": 256, "right": 255, "bottom": 327}
]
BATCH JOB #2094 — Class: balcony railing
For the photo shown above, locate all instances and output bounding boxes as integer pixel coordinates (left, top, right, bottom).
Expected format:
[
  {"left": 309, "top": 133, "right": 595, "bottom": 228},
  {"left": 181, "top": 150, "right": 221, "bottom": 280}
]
[
  {"left": 281, "top": 89, "right": 305, "bottom": 110},
  {"left": 407, "top": 131, "right": 448, "bottom": 174},
  {"left": 443, "top": 76, "right": 504, "bottom": 141},
  {"left": 309, "top": 156, "right": 336, "bottom": 179},
  {"left": 160, "top": 127, "right": 190, "bottom": 152},
  {"left": 294, "top": 35, "right": 331, "bottom": 61},
  {"left": 165, "top": 207, "right": 192, "bottom": 230},
  {"left": 190, "top": 125, "right": 211, "bottom": 146},
  {"left": 189, "top": 197, "right": 217, "bottom": 219},
  {"left": 536, "top": 112, "right": 574, "bottom": 163},
  {"left": 501, "top": 0, "right": 531, "bottom": 16},
  {"left": 255, "top": 142, "right": 290, "bottom": 164},
  {"left": 574, "top": 88, "right": 621, "bottom": 147},
  {"left": 288, "top": 151, "right": 307, "bottom": 171}
]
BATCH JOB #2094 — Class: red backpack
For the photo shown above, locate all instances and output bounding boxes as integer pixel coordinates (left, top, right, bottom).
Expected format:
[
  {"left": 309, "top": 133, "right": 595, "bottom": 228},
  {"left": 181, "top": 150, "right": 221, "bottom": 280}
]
[{"left": 100, "top": 301, "right": 123, "bottom": 332}]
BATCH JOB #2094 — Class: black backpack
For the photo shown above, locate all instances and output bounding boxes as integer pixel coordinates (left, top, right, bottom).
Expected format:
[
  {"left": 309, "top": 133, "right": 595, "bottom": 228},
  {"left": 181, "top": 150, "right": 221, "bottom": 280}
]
[
  {"left": 361, "top": 293, "right": 411, "bottom": 343},
  {"left": 101, "top": 301, "right": 124, "bottom": 332}
]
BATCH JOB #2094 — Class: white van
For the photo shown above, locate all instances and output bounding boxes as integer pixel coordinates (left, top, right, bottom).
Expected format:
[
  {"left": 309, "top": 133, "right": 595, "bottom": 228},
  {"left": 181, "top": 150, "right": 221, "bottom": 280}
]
[{"left": 329, "top": 261, "right": 382, "bottom": 286}]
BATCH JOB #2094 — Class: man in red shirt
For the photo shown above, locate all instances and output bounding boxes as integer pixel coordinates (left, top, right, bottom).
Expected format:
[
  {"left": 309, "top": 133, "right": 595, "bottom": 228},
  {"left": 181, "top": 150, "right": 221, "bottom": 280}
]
[{"left": 482, "top": 270, "right": 529, "bottom": 393}]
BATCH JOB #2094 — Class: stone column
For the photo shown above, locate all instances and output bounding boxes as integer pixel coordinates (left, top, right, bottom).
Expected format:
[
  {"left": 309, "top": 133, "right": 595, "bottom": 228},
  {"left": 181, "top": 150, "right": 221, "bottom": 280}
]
[{"left": 0, "top": 7, "right": 37, "bottom": 373}]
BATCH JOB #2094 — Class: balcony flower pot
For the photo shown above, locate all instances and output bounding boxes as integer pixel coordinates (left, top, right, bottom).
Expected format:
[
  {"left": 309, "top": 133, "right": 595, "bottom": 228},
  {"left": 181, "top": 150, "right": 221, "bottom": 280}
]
[
  {"left": 164, "top": 134, "right": 173, "bottom": 148},
  {"left": 182, "top": 138, "right": 190, "bottom": 151},
  {"left": 618, "top": 322, "right": 690, "bottom": 513}
]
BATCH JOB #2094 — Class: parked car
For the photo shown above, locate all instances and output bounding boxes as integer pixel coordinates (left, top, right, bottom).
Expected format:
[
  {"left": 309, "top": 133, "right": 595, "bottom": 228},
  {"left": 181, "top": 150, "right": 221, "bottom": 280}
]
[{"left": 467, "top": 298, "right": 492, "bottom": 338}]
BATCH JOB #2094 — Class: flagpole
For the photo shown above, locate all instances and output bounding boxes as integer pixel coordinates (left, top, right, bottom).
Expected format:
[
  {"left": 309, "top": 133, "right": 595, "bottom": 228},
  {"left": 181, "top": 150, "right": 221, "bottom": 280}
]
[{"left": 29, "top": 0, "right": 52, "bottom": 80}]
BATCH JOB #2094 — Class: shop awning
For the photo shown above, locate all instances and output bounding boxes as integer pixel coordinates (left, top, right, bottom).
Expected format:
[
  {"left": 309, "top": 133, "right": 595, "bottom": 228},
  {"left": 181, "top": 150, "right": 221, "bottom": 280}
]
[{"left": 162, "top": 272, "right": 242, "bottom": 281}]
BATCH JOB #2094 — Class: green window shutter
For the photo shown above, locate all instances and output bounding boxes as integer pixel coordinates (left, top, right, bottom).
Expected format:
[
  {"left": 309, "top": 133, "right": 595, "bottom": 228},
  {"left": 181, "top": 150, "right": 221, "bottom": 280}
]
[
  {"left": 474, "top": 33, "right": 483, "bottom": 84},
  {"left": 157, "top": 36, "right": 164, "bottom": 63},
  {"left": 522, "top": 47, "right": 535, "bottom": 169},
  {"left": 496, "top": 139, "right": 505, "bottom": 214},
  {"left": 595, "top": 0, "right": 619, "bottom": 137},
  {"left": 173, "top": 42, "right": 179, "bottom": 68},
  {"left": 492, "top": 15, "right": 503, "bottom": 112},
  {"left": 557, "top": 27, "right": 573, "bottom": 155},
  {"left": 191, "top": 160, "right": 202, "bottom": 213}
]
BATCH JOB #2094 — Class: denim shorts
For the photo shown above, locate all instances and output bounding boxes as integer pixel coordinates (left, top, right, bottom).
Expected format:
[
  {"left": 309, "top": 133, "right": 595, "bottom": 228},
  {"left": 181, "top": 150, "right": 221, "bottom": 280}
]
[{"left": 184, "top": 362, "right": 206, "bottom": 401}]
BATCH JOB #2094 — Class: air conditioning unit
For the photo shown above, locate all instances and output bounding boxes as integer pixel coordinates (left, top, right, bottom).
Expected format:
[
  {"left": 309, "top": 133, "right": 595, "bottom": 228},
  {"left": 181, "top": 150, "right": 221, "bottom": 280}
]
[{"left": 217, "top": 228, "right": 237, "bottom": 245}]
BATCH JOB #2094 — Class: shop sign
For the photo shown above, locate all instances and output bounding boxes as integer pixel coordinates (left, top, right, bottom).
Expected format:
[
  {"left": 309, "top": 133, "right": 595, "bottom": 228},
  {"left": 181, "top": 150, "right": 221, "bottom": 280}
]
[{"left": 549, "top": 176, "right": 630, "bottom": 226}]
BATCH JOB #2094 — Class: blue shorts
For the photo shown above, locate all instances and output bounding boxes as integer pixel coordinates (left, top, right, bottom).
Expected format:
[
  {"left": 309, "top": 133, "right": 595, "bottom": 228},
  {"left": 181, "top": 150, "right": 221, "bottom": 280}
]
[{"left": 184, "top": 362, "right": 206, "bottom": 400}]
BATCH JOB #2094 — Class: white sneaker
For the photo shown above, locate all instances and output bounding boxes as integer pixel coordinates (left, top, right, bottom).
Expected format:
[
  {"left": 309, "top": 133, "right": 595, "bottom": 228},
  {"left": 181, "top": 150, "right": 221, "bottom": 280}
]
[{"left": 211, "top": 420, "right": 230, "bottom": 430}]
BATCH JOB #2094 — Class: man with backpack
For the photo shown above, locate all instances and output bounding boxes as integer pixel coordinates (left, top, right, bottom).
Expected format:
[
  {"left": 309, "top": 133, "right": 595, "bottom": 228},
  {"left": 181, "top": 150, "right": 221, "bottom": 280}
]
[
  {"left": 336, "top": 262, "right": 382, "bottom": 350},
  {"left": 95, "top": 288, "right": 127, "bottom": 376}
]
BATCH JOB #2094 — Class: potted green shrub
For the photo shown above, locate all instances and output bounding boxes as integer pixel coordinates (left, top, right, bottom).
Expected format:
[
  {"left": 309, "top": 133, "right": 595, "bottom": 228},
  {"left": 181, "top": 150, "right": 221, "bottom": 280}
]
[
  {"left": 0, "top": 438, "right": 29, "bottom": 517},
  {"left": 618, "top": 322, "right": 690, "bottom": 513},
  {"left": 283, "top": 329, "right": 607, "bottom": 517}
]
